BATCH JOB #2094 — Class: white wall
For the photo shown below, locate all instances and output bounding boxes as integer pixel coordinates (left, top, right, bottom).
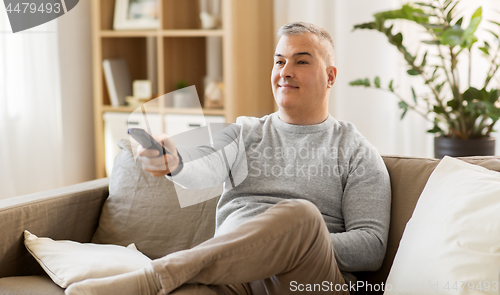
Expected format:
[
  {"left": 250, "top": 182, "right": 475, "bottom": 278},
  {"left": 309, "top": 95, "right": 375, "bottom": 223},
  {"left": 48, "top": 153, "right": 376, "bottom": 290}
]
[{"left": 57, "top": 0, "right": 95, "bottom": 184}]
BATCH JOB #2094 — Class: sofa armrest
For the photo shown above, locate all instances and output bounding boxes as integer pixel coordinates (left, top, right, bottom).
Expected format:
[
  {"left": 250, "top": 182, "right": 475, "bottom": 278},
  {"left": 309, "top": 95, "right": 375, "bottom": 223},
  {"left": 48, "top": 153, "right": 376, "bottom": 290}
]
[{"left": 0, "top": 178, "right": 109, "bottom": 278}]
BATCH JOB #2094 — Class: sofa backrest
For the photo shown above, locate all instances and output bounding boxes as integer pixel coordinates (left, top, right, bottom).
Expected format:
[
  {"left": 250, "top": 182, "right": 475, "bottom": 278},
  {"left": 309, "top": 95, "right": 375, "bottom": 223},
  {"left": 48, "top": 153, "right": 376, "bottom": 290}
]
[
  {"left": 355, "top": 155, "right": 500, "bottom": 292},
  {"left": 98, "top": 143, "right": 500, "bottom": 289}
]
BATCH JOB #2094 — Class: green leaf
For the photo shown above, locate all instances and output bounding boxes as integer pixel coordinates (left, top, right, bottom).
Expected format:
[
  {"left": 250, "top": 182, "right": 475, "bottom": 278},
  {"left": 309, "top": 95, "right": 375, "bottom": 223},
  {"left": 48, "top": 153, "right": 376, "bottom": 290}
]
[
  {"left": 447, "top": 99, "right": 459, "bottom": 110},
  {"left": 384, "top": 24, "right": 394, "bottom": 35},
  {"left": 488, "top": 89, "right": 499, "bottom": 103},
  {"left": 462, "top": 87, "right": 482, "bottom": 102},
  {"left": 433, "top": 105, "right": 446, "bottom": 114},
  {"left": 393, "top": 33, "right": 403, "bottom": 46},
  {"left": 421, "top": 23, "right": 445, "bottom": 30},
  {"left": 422, "top": 40, "right": 440, "bottom": 45},
  {"left": 411, "top": 87, "right": 417, "bottom": 103},
  {"left": 421, "top": 51, "right": 428, "bottom": 67},
  {"left": 446, "top": 1, "right": 459, "bottom": 23},
  {"left": 441, "top": 25, "right": 464, "bottom": 47},
  {"left": 398, "top": 100, "right": 408, "bottom": 109},
  {"left": 353, "top": 22, "right": 377, "bottom": 31},
  {"left": 486, "top": 29, "right": 499, "bottom": 40},
  {"left": 462, "top": 7, "right": 482, "bottom": 49},
  {"left": 485, "top": 101, "right": 500, "bottom": 121},
  {"left": 432, "top": 66, "right": 439, "bottom": 77},
  {"left": 427, "top": 124, "right": 443, "bottom": 133},
  {"left": 454, "top": 17, "right": 463, "bottom": 26},
  {"left": 364, "top": 78, "right": 370, "bottom": 87},
  {"left": 479, "top": 46, "right": 489, "bottom": 56},
  {"left": 413, "top": 13, "right": 437, "bottom": 19},
  {"left": 374, "top": 4, "right": 429, "bottom": 24},
  {"left": 349, "top": 79, "right": 370, "bottom": 87},
  {"left": 414, "top": 2, "right": 438, "bottom": 9},
  {"left": 401, "top": 108, "right": 408, "bottom": 119},
  {"left": 471, "top": 7, "right": 482, "bottom": 20},
  {"left": 398, "top": 101, "right": 409, "bottom": 119},
  {"left": 407, "top": 69, "right": 420, "bottom": 76},
  {"left": 374, "top": 76, "right": 381, "bottom": 88},
  {"left": 436, "top": 81, "right": 446, "bottom": 93},
  {"left": 389, "top": 80, "right": 394, "bottom": 92},
  {"left": 444, "top": 0, "right": 453, "bottom": 10}
]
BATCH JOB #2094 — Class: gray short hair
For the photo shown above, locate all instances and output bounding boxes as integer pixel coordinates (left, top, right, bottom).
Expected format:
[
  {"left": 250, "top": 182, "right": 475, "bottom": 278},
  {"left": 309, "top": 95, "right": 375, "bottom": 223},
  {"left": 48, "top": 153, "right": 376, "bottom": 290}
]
[{"left": 277, "top": 22, "right": 335, "bottom": 66}]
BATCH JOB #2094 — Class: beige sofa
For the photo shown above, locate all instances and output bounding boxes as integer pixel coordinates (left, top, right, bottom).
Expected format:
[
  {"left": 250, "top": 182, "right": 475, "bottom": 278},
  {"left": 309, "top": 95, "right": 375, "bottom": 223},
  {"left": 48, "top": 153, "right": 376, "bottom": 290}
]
[{"left": 1, "top": 144, "right": 499, "bottom": 294}]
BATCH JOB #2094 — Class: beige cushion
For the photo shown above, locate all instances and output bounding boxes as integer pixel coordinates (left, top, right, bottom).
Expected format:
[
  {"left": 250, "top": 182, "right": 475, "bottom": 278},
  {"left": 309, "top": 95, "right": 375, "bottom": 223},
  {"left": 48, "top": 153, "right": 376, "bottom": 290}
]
[
  {"left": 0, "top": 276, "right": 64, "bottom": 295},
  {"left": 92, "top": 140, "right": 219, "bottom": 259},
  {"left": 24, "top": 231, "right": 152, "bottom": 288},
  {"left": 356, "top": 155, "right": 500, "bottom": 288},
  {"left": 0, "top": 178, "right": 109, "bottom": 278},
  {"left": 385, "top": 156, "right": 500, "bottom": 294}
]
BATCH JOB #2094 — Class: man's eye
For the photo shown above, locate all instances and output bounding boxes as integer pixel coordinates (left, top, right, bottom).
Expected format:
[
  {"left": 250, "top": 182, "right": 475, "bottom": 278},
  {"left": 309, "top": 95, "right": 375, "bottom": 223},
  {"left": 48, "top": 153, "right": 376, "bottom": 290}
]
[
  {"left": 275, "top": 60, "right": 284, "bottom": 65},
  {"left": 298, "top": 61, "right": 308, "bottom": 64}
]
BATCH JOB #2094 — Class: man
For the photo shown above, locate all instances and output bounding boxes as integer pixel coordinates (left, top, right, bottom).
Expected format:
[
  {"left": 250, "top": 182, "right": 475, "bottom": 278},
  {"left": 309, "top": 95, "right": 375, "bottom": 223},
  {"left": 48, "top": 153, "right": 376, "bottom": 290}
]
[{"left": 67, "top": 22, "right": 390, "bottom": 295}]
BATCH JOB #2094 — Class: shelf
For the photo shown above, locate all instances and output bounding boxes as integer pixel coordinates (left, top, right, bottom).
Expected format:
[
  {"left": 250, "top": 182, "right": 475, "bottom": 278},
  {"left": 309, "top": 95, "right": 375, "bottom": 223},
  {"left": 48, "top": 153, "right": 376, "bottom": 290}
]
[
  {"left": 161, "top": 30, "right": 224, "bottom": 37},
  {"left": 101, "top": 105, "right": 225, "bottom": 116},
  {"left": 100, "top": 30, "right": 224, "bottom": 38},
  {"left": 100, "top": 30, "right": 158, "bottom": 37},
  {"left": 102, "top": 105, "right": 161, "bottom": 113},
  {"left": 163, "top": 108, "right": 225, "bottom": 116}
]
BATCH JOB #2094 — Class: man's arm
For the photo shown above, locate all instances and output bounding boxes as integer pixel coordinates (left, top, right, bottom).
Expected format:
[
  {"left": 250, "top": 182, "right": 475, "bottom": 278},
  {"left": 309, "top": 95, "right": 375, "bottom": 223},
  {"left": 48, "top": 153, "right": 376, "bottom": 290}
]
[
  {"left": 331, "top": 140, "right": 391, "bottom": 272},
  {"left": 138, "top": 124, "right": 244, "bottom": 190}
]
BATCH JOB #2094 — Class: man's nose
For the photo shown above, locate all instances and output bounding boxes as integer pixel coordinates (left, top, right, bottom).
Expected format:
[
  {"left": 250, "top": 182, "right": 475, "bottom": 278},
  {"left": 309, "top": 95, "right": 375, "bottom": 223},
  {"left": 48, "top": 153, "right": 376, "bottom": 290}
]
[{"left": 280, "top": 63, "right": 294, "bottom": 78}]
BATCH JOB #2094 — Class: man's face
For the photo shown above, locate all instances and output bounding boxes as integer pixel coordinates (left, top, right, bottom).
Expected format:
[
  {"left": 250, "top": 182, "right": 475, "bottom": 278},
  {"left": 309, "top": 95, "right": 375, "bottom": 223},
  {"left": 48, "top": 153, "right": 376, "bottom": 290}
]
[{"left": 271, "top": 34, "right": 336, "bottom": 113}]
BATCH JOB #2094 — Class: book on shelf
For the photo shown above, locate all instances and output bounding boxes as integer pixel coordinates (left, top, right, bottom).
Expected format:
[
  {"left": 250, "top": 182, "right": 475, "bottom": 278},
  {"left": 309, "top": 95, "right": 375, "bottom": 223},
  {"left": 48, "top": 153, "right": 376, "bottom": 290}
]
[{"left": 102, "top": 58, "right": 132, "bottom": 107}]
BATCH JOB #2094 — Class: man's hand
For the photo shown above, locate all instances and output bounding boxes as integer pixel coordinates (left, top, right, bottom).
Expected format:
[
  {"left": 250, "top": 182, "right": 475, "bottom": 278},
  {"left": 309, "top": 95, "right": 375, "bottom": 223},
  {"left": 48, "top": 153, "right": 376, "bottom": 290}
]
[{"left": 137, "top": 134, "right": 181, "bottom": 177}]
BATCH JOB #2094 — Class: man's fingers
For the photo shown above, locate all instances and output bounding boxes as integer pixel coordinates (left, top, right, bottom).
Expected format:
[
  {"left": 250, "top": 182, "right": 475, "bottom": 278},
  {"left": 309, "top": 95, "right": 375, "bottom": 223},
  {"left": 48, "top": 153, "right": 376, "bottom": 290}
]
[
  {"left": 138, "top": 155, "right": 166, "bottom": 165},
  {"left": 138, "top": 148, "right": 160, "bottom": 157},
  {"left": 153, "top": 134, "right": 177, "bottom": 155},
  {"left": 141, "top": 161, "right": 167, "bottom": 170},
  {"left": 165, "top": 154, "right": 179, "bottom": 166},
  {"left": 145, "top": 170, "right": 169, "bottom": 177}
]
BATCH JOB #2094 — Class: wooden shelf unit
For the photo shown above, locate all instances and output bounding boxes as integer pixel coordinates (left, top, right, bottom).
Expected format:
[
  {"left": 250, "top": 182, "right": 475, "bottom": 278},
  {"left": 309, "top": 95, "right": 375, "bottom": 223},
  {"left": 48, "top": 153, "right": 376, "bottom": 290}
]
[{"left": 91, "top": 0, "right": 275, "bottom": 178}]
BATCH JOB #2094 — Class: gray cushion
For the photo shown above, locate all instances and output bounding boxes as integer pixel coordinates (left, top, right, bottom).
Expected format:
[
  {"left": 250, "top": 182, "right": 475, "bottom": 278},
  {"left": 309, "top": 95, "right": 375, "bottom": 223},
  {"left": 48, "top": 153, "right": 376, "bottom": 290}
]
[
  {"left": 92, "top": 139, "right": 219, "bottom": 259},
  {"left": 0, "top": 276, "right": 64, "bottom": 295}
]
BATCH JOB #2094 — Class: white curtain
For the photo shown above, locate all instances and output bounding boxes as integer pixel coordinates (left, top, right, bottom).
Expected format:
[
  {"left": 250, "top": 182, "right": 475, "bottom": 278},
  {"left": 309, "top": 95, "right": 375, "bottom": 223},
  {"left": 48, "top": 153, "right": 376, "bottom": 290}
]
[
  {"left": 274, "top": 0, "right": 500, "bottom": 157},
  {"left": 0, "top": 9, "right": 64, "bottom": 199}
]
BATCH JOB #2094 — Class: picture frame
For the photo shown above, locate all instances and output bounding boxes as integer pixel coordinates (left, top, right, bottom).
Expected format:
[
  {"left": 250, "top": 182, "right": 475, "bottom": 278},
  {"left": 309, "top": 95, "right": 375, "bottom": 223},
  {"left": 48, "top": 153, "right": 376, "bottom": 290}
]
[{"left": 113, "top": 0, "right": 159, "bottom": 30}]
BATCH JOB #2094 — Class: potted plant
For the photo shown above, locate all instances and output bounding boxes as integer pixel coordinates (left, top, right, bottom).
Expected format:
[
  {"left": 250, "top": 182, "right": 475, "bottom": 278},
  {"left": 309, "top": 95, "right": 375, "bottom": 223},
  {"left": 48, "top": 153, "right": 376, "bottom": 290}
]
[
  {"left": 173, "top": 80, "right": 198, "bottom": 108},
  {"left": 350, "top": 0, "right": 500, "bottom": 158}
]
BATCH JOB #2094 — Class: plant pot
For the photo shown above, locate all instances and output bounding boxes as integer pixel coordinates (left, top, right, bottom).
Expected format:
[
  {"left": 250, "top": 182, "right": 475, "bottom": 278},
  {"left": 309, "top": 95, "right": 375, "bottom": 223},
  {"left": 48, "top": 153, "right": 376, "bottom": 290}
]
[
  {"left": 173, "top": 91, "right": 198, "bottom": 108},
  {"left": 434, "top": 137, "right": 496, "bottom": 159}
]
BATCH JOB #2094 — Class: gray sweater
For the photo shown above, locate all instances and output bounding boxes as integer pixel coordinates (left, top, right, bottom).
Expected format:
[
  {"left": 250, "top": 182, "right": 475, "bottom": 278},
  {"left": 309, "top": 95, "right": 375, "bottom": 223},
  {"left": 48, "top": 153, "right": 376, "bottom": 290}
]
[{"left": 168, "top": 112, "right": 391, "bottom": 273}]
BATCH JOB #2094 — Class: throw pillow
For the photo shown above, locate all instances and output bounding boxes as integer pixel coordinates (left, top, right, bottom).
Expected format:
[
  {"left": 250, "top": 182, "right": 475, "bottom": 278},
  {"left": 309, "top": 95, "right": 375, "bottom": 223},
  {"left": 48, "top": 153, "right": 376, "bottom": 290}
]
[
  {"left": 384, "top": 156, "right": 500, "bottom": 295},
  {"left": 24, "top": 230, "right": 151, "bottom": 288},
  {"left": 91, "top": 139, "right": 219, "bottom": 259}
]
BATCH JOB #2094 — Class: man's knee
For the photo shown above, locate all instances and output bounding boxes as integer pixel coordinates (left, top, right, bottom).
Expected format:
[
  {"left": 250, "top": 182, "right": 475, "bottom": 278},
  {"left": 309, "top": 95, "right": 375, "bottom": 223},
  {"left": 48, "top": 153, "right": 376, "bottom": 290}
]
[{"left": 277, "top": 199, "right": 322, "bottom": 221}]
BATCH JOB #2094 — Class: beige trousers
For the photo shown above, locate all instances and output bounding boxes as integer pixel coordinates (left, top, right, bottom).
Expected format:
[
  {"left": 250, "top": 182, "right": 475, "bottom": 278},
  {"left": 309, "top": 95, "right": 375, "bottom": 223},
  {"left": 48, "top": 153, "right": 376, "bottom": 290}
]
[{"left": 151, "top": 199, "right": 349, "bottom": 295}]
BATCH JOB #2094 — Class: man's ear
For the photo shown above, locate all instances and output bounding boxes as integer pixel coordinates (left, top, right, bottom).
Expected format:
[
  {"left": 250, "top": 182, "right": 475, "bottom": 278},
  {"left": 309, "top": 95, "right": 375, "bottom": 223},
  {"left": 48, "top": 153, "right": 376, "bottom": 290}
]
[{"left": 326, "top": 66, "right": 337, "bottom": 88}]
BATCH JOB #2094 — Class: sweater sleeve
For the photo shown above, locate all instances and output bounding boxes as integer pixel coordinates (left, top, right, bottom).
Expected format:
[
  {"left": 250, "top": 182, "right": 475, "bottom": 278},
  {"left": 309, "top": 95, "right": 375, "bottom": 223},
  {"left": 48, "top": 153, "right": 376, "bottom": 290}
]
[
  {"left": 166, "top": 123, "right": 247, "bottom": 190},
  {"left": 330, "top": 138, "right": 391, "bottom": 272}
]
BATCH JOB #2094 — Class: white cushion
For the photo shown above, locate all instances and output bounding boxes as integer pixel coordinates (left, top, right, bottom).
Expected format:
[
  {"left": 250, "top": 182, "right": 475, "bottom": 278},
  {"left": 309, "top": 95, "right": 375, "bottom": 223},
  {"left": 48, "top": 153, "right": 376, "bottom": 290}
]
[
  {"left": 24, "top": 231, "right": 152, "bottom": 288},
  {"left": 384, "top": 156, "right": 500, "bottom": 294}
]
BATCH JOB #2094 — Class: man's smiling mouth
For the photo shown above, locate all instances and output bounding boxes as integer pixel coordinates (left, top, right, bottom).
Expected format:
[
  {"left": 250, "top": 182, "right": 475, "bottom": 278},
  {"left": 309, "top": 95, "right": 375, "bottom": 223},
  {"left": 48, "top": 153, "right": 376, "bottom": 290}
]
[{"left": 279, "top": 83, "right": 299, "bottom": 89}]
